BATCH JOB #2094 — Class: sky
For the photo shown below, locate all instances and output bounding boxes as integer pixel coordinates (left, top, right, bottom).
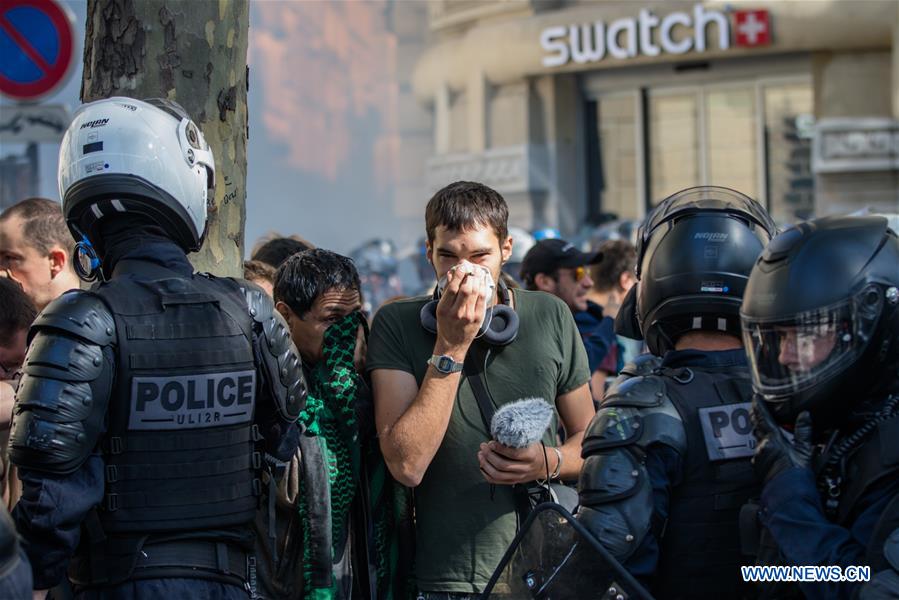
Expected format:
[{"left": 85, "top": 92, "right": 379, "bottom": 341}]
[{"left": 0, "top": 0, "right": 425, "bottom": 256}]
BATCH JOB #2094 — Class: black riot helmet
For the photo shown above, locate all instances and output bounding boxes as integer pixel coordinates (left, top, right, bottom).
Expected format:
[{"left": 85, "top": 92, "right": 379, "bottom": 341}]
[
  {"left": 741, "top": 215, "right": 899, "bottom": 426},
  {"left": 635, "top": 186, "right": 777, "bottom": 356},
  {"left": 614, "top": 284, "right": 643, "bottom": 340}
]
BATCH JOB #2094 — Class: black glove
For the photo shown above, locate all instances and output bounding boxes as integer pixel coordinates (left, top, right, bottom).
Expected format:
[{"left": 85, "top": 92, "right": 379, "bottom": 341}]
[{"left": 750, "top": 397, "right": 814, "bottom": 484}]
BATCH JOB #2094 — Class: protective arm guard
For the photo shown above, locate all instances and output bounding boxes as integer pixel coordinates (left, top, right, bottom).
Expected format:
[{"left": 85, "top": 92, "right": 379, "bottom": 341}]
[
  {"left": 9, "top": 291, "right": 115, "bottom": 475},
  {"left": 577, "top": 374, "right": 686, "bottom": 562},
  {"left": 244, "top": 285, "right": 307, "bottom": 422}
]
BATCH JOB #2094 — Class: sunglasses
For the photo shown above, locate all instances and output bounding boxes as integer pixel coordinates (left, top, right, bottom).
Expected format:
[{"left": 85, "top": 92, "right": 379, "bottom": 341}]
[{"left": 556, "top": 266, "right": 587, "bottom": 282}]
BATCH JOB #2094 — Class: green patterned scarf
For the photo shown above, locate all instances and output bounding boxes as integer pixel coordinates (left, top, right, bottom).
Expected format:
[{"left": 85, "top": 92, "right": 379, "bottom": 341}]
[
  {"left": 298, "top": 312, "right": 363, "bottom": 599},
  {"left": 297, "top": 311, "right": 413, "bottom": 600}
]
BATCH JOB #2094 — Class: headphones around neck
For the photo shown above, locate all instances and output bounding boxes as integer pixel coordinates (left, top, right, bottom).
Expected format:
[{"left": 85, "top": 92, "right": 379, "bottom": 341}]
[{"left": 420, "top": 277, "right": 520, "bottom": 346}]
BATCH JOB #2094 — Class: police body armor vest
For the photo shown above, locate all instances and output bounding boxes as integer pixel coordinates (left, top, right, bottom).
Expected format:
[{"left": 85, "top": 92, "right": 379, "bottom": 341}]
[
  {"left": 71, "top": 260, "right": 262, "bottom": 586},
  {"left": 654, "top": 366, "right": 759, "bottom": 600}
]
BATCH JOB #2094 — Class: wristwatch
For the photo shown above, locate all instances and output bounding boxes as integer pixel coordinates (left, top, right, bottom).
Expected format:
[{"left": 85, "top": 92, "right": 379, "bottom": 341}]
[{"left": 427, "top": 354, "right": 464, "bottom": 374}]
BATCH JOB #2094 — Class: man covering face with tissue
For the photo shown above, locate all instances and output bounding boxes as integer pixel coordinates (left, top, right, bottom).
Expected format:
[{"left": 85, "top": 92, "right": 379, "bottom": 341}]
[{"left": 366, "top": 181, "right": 594, "bottom": 598}]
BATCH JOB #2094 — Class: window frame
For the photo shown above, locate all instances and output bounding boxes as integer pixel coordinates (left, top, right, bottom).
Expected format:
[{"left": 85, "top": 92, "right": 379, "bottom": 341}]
[{"left": 582, "top": 54, "right": 813, "bottom": 217}]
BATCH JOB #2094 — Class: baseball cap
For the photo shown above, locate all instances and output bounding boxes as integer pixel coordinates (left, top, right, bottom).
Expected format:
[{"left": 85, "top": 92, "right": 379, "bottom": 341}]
[{"left": 519, "top": 238, "right": 602, "bottom": 282}]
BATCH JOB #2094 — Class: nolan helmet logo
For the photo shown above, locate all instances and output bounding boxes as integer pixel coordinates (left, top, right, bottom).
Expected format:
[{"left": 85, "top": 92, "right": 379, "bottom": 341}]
[
  {"left": 694, "top": 232, "right": 729, "bottom": 242},
  {"left": 80, "top": 118, "right": 109, "bottom": 129}
]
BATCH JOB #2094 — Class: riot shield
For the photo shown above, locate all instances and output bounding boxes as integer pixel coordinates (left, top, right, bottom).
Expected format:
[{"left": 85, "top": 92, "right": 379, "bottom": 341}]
[{"left": 481, "top": 503, "right": 654, "bottom": 600}]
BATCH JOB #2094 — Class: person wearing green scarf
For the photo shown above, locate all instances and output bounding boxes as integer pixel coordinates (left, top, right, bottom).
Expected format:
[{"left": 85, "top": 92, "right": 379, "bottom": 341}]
[{"left": 262, "top": 249, "right": 412, "bottom": 600}]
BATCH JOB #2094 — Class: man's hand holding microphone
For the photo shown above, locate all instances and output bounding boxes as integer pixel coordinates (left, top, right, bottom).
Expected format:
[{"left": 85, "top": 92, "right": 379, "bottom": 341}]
[{"left": 479, "top": 398, "right": 560, "bottom": 486}]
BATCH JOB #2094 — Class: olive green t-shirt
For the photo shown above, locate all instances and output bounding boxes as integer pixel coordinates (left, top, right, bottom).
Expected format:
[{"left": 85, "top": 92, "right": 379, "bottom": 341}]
[{"left": 366, "top": 289, "right": 590, "bottom": 593}]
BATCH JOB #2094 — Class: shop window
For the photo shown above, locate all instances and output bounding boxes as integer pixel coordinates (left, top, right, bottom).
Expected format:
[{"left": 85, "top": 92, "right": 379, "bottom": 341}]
[
  {"left": 706, "top": 87, "right": 758, "bottom": 199},
  {"left": 595, "top": 93, "right": 640, "bottom": 220},
  {"left": 650, "top": 92, "right": 701, "bottom": 203},
  {"left": 591, "top": 77, "right": 814, "bottom": 225}
]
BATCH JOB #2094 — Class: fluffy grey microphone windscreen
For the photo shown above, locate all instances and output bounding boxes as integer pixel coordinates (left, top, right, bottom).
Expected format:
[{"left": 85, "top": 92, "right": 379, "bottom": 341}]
[{"left": 490, "top": 398, "right": 554, "bottom": 448}]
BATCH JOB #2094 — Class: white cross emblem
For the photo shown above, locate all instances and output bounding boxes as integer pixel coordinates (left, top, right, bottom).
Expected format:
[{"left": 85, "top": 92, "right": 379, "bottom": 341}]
[{"left": 739, "top": 13, "right": 767, "bottom": 45}]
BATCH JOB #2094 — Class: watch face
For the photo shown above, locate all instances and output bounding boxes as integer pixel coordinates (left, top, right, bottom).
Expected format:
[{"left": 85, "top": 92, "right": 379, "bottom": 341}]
[{"left": 437, "top": 356, "right": 453, "bottom": 372}]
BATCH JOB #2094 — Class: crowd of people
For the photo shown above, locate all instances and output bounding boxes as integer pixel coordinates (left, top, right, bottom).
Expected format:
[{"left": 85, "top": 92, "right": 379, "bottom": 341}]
[{"left": 0, "top": 96, "right": 897, "bottom": 600}]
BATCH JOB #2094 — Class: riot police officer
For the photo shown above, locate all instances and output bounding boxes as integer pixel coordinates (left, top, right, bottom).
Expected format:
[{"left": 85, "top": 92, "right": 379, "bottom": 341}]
[
  {"left": 577, "top": 186, "right": 777, "bottom": 599},
  {"left": 9, "top": 97, "right": 306, "bottom": 598},
  {"left": 742, "top": 215, "right": 899, "bottom": 600}
]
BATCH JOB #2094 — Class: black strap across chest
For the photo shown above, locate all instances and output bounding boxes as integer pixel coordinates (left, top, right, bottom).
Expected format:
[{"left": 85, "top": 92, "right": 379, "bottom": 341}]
[
  {"left": 463, "top": 344, "right": 538, "bottom": 521},
  {"left": 463, "top": 343, "right": 496, "bottom": 431}
]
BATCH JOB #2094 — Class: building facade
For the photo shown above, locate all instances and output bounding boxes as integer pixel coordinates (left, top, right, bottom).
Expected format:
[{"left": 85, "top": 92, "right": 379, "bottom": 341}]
[{"left": 411, "top": 0, "right": 899, "bottom": 233}]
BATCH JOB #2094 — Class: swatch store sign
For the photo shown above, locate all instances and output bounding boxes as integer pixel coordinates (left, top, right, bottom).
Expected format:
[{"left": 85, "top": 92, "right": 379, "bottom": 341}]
[{"left": 540, "top": 4, "right": 771, "bottom": 67}]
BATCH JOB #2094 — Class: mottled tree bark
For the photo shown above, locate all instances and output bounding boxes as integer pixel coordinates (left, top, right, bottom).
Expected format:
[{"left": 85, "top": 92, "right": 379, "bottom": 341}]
[{"left": 81, "top": 0, "right": 248, "bottom": 276}]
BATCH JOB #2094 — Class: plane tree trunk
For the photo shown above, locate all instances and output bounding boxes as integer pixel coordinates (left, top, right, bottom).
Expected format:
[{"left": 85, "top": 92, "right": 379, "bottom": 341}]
[{"left": 81, "top": 0, "right": 249, "bottom": 276}]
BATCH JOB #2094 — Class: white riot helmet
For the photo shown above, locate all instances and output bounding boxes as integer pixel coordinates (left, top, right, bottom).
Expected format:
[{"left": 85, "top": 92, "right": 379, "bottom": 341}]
[{"left": 58, "top": 97, "right": 215, "bottom": 254}]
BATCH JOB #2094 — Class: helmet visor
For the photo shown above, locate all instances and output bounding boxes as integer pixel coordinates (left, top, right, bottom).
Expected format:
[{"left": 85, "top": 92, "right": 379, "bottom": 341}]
[
  {"left": 741, "top": 286, "right": 883, "bottom": 397},
  {"left": 145, "top": 97, "right": 190, "bottom": 122},
  {"left": 642, "top": 187, "right": 776, "bottom": 240},
  {"left": 636, "top": 186, "right": 776, "bottom": 279}
]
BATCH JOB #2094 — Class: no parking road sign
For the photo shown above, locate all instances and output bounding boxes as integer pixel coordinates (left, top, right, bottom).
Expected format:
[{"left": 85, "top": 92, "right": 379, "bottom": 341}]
[{"left": 0, "top": 0, "right": 75, "bottom": 101}]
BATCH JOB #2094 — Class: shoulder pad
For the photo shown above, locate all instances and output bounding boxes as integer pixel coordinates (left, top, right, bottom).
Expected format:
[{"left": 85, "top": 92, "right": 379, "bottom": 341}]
[
  {"left": 242, "top": 282, "right": 275, "bottom": 324},
  {"left": 603, "top": 375, "right": 666, "bottom": 409},
  {"left": 604, "top": 373, "right": 630, "bottom": 397},
  {"left": 31, "top": 290, "right": 115, "bottom": 346},
  {"left": 618, "top": 353, "right": 662, "bottom": 378},
  {"left": 251, "top": 295, "right": 307, "bottom": 422},
  {"left": 584, "top": 375, "right": 685, "bottom": 456},
  {"left": 10, "top": 329, "right": 112, "bottom": 474}
]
